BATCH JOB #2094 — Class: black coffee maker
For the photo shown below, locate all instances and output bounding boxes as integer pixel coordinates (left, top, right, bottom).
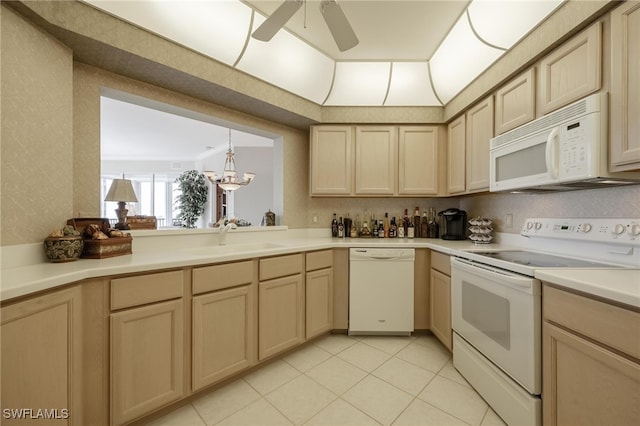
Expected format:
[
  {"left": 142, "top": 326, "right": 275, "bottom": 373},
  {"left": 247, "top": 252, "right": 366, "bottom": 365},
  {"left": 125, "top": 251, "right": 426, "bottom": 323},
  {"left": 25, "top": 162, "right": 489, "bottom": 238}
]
[{"left": 438, "top": 208, "right": 467, "bottom": 240}]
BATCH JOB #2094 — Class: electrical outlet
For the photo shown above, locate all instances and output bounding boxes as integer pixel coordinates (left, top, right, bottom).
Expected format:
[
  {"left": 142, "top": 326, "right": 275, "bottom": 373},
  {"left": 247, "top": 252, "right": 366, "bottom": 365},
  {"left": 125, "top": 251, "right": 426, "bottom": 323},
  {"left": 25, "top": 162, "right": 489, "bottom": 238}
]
[
  {"left": 312, "top": 214, "right": 318, "bottom": 223},
  {"left": 504, "top": 213, "right": 513, "bottom": 228}
]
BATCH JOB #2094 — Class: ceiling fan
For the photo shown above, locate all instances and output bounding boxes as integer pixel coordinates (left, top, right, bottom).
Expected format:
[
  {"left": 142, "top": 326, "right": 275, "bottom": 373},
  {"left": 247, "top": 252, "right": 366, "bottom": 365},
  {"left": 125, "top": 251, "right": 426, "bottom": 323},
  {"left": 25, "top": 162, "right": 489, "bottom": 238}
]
[{"left": 251, "top": 0, "right": 359, "bottom": 52}]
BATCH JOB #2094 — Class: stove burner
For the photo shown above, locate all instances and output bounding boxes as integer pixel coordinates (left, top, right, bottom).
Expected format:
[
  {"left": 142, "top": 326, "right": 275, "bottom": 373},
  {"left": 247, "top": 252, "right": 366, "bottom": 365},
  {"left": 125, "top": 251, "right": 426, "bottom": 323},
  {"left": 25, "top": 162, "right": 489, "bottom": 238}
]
[{"left": 472, "top": 250, "right": 617, "bottom": 268}]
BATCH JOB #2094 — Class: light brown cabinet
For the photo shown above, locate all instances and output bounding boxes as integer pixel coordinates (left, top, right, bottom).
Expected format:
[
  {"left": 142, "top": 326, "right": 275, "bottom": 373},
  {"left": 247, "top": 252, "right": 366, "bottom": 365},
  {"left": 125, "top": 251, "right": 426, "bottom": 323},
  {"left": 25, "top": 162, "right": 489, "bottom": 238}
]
[
  {"left": 398, "top": 126, "right": 445, "bottom": 196},
  {"left": 311, "top": 125, "right": 446, "bottom": 197},
  {"left": 447, "top": 115, "right": 466, "bottom": 195},
  {"left": 465, "top": 96, "right": 494, "bottom": 192},
  {"left": 110, "top": 271, "right": 185, "bottom": 425},
  {"left": 610, "top": 1, "right": 640, "bottom": 172},
  {"left": 258, "top": 254, "right": 305, "bottom": 360},
  {"left": 495, "top": 68, "right": 535, "bottom": 135},
  {"left": 192, "top": 261, "right": 257, "bottom": 392},
  {"left": 538, "top": 21, "right": 602, "bottom": 115},
  {"left": 429, "top": 251, "right": 452, "bottom": 351},
  {"left": 305, "top": 250, "right": 333, "bottom": 339},
  {"left": 1, "top": 286, "right": 82, "bottom": 426},
  {"left": 543, "top": 285, "right": 640, "bottom": 426},
  {"left": 310, "top": 125, "right": 353, "bottom": 195},
  {"left": 355, "top": 126, "right": 397, "bottom": 195},
  {"left": 332, "top": 248, "right": 350, "bottom": 331}
]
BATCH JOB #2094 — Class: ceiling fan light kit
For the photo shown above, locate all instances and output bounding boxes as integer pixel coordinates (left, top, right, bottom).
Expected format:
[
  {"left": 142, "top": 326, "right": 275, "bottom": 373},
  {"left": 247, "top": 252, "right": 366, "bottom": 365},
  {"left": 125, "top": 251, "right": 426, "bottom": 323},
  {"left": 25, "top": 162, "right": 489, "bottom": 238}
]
[{"left": 252, "top": 0, "right": 359, "bottom": 52}]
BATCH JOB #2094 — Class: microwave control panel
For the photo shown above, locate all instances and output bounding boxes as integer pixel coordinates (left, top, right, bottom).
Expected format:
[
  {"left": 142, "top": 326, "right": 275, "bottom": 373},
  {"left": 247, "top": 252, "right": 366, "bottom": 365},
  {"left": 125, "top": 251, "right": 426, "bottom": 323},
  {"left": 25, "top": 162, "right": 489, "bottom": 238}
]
[{"left": 557, "top": 118, "right": 595, "bottom": 177}]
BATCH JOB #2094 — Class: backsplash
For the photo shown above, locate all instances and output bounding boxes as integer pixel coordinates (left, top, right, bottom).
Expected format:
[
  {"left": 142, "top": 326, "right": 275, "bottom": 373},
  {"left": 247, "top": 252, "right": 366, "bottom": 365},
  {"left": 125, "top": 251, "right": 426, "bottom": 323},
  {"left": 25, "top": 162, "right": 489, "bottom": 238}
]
[{"left": 306, "top": 185, "right": 640, "bottom": 234}]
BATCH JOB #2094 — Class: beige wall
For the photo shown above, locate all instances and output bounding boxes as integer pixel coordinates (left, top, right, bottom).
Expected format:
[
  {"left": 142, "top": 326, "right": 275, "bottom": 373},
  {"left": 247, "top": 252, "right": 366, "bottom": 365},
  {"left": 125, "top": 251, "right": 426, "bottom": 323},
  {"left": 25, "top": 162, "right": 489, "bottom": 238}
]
[{"left": 1, "top": 5, "right": 74, "bottom": 246}]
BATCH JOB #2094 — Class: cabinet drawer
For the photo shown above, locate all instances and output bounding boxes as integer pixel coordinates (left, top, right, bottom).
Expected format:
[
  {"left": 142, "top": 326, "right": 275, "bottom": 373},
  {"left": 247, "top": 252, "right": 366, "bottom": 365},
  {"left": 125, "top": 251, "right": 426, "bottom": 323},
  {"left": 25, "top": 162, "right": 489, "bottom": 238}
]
[
  {"left": 259, "top": 253, "right": 303, "bottom": 281},
  {"left": 431, "top": 251, "right": 451, "bottom": 276},
  {"left": 193, "top": 260, "right": 255, "bottom": 295},
  {"left": 543, "top": 285, "right": 640, "bottom": 359},
  {"left": 111, "top": 270, "right": 183, "bottom": 310},
  {"left": 306, "top": 250, "right": 333, "bottom": 271}
]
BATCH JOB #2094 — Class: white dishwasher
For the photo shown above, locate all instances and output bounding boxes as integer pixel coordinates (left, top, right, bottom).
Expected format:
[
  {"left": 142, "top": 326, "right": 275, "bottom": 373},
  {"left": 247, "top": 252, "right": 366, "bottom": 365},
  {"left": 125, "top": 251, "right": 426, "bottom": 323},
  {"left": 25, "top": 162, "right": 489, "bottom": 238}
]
[{"left": 349, "top": 248, "right": 415, "bottom": 336}]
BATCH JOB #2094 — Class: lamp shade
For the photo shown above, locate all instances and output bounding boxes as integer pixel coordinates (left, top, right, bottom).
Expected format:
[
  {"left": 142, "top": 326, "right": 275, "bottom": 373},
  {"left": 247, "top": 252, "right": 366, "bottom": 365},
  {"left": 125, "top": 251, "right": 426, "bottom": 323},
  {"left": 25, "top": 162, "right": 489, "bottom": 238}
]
[{"left": 104, "top": 179, "right": 139, "bottom": 202}]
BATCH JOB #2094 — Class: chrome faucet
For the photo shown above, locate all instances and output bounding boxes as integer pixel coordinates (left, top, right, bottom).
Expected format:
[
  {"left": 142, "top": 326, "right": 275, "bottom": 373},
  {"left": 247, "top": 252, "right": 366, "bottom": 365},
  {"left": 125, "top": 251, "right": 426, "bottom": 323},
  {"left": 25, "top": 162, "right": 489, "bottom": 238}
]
[{"left": 218, "top": 222, "right": 237, "bottom": 245}]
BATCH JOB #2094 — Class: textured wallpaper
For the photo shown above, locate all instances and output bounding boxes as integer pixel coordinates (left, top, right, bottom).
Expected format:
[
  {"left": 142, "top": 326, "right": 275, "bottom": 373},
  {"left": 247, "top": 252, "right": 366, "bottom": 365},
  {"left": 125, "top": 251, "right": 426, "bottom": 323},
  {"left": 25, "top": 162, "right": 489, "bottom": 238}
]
[{"left": 1, "top": 6, "right": 74, "bottom": 246}]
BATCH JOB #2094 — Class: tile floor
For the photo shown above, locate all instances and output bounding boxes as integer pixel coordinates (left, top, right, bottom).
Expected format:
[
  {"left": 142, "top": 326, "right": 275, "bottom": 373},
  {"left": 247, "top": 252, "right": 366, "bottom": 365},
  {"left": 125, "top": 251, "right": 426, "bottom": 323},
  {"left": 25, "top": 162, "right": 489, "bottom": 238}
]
[{"left": 148, "top": 334, "right": 507, "bottom": 426}]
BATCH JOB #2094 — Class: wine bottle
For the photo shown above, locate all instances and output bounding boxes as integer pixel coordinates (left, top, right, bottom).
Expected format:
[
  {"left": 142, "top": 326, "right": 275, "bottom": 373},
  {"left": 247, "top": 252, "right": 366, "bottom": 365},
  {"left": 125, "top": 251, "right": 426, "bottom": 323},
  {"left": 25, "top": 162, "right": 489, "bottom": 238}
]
[
  {"left": 414, "top": 207, "right": 421, "bottom": 238},
  {"left": 390, "top": 217, "right": 397, "bottom": 238},
  {"left": 408, "top": 218, "right": 415, "bottom": 238},
  {"left": 402, "top": 208, "right": 409, "bottom": 236},
  {"left": 383, "top": 212, "right": 390, "bottom": 238},
  {"left": 421, "top": 210, "right": 429, "bottom": 238},
  {"left": 378, "top": 220, "right": 385, "bottom": 238},
  {"left": 331, "top": 213, "right": 338, "bottom": 237},
  {"left": 338, "top": 216, "right": 344, "bottom": 238}
]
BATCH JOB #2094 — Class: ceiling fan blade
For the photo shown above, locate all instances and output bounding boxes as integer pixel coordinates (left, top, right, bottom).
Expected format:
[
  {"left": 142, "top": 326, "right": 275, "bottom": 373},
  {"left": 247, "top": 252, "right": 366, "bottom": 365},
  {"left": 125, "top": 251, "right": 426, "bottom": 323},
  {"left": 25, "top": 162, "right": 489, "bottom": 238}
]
[
  {"left": 320, "top": 0, "right": 359, "bottom": 52},
  {"left": 252, "top": 0, "right": 303, "bottom": 42}
]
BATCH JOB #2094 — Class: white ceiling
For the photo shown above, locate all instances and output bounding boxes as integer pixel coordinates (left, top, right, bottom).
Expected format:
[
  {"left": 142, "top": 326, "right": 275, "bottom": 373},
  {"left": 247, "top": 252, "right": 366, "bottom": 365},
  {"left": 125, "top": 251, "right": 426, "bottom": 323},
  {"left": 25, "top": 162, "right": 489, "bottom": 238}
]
[
  {"left": 85, "top": 0, "right": 564, "bottom": 106},
  {"left": 243, "top": 0, "right": 469, "bottom": 61}
]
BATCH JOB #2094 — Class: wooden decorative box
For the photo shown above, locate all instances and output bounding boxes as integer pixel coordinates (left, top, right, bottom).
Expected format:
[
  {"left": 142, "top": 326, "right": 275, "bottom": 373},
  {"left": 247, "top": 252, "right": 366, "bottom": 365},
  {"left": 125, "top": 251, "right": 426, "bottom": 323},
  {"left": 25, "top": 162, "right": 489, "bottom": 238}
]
[
  {"left": 66, "top": 218, "right": 132, "bottom": 259},
  {"left": 126, "top": 215, "right": 157, "bottom": 230}
]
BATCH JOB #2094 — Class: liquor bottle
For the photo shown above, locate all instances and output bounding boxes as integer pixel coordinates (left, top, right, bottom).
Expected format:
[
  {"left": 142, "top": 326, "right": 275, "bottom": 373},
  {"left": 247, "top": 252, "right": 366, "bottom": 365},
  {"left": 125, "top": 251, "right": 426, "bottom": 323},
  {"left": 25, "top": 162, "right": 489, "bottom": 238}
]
[
  {"left": 390, "top": 217, "right": 397, "bottom": 238},
  {"left": 331, "top": 213, "right": 338, "bottom": 237},
  {"left": 428, "top": 208, "right": 440, "bottom": 238},
  {"left": 383, "top": 212, "right": 390, "bottom": 238},
  {"left": 338, "top": 217, "right": 344, "bottom": 238},
  {"left": 407, "top": 218, "right": 415, "bottom": 238},
  {"left": 421, "top": 210, "right": 429, "bottom": 238},
  {"left": 373, "top": 220, "right": 379, "bottom": 238},
  {"left": 414, "top": 207, "right": 421, "bottom": 238},
  {"left": 378, "top": 220, "right": 385, "bottom": 238},
  {"left": 402, "top": 209, "right": 409, "bottom": 236}
]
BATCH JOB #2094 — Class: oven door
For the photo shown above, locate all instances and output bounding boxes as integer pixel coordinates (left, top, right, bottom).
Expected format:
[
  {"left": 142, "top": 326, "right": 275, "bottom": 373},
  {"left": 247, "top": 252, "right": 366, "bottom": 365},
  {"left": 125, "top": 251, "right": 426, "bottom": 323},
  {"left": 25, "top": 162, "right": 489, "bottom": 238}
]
[{"left": 451, "top": 257, "right": 541, "bottom": 394}]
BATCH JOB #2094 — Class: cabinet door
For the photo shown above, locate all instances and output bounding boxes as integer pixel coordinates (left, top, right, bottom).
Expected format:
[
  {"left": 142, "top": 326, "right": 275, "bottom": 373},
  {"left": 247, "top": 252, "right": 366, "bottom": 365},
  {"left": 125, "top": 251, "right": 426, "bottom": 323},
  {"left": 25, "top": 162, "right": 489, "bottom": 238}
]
[
  {"left": 1, "top": 286, "right": 81, "bottom": 426},
  {"left": 398, "top": 126, "right": 441, "bottom": 195},
  {"left": 430, "top": 269, "right": 452, "bottom": 351},
  {"left": 111, "top": 300, "right": 184, "bottom": 425},
  {"left": 447, "top": 115, "right": 466, "bottom": 195},
  {"left": 610, "top": 1, "right": 640, "bottom": 171},
  {"left": 538, "top": 22, "right": 602, "bottom": 115},
  {"left": 466, "top": 96, "right": 494, "bottom": 192},
  {"left": 355, "top": 126, "right": 397, "bottom": 195},
  {"left": 192, "top": 285, "right": 256, "bottom": 391},
  {"left": 259, "top": 274, "right": 304, "bottom": 360},
  {"left": 495, "top": 68, "right": 535, "bottom": 134},
  {"left": 543, "top": 322, "right": 640, "bottom": 426},
  {"left": 310, "top": 125, "right": 353, "bottom": 195},
  {"left": 306, "top": 268, "right": 333, "bottom": 340}
]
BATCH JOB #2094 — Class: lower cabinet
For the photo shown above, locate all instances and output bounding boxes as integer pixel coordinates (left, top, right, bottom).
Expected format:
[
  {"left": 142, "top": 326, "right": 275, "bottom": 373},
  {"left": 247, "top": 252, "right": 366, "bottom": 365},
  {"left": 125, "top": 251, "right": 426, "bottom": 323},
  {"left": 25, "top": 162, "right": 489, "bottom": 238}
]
[
  {"left": 430, "top": 251, "right": 452, "bottom": 351},
  {"left": 110, "top": 270, "right": 185, "bottom": 425},
  {"left": 110, "top": 299, "right": 184, "bottom": 425},
  {"left": 305, "top": 250, "right": 333, "bottom": 340},
  {"left": 1, "top": 285, "right": 82, "bottom": 426},
  {"left": 192, "top": 284, "right": 256, "bottom": 391},
  {"left": 259, "top": 274, "right": 305, "bottom": 360},
  {"left": 542, "top": 284, "right": 640, "bottom": 425}
]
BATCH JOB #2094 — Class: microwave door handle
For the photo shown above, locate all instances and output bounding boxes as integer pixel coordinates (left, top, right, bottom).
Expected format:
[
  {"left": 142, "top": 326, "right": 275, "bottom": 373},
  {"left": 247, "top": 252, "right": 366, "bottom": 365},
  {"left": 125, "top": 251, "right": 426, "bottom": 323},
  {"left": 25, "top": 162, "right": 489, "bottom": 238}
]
[{"left": 545, "top": 128, "right": 559, "bottom": 179}]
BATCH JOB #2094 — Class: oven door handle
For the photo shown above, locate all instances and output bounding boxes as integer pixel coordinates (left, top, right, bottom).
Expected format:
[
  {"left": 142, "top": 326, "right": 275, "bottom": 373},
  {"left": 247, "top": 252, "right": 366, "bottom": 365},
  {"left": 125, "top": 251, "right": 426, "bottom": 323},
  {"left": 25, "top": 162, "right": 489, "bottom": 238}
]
[{"left": 452, "top": 257, "right": 534, "bottom": 289}]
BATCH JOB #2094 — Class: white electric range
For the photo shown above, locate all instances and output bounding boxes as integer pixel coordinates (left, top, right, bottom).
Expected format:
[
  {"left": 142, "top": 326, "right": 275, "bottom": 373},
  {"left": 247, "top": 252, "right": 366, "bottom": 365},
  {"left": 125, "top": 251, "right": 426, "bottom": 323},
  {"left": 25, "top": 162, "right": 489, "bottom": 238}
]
[{"left": 451, "top": 217, "right": 640, "bottom": 426}]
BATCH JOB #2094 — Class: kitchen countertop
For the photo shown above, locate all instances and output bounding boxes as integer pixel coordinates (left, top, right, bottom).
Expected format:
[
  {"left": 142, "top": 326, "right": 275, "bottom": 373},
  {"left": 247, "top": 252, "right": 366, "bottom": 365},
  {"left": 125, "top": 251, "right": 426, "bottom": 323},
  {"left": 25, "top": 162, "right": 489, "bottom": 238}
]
[{"left": 2, "top": 229, "right": 639, "bottom": 308}]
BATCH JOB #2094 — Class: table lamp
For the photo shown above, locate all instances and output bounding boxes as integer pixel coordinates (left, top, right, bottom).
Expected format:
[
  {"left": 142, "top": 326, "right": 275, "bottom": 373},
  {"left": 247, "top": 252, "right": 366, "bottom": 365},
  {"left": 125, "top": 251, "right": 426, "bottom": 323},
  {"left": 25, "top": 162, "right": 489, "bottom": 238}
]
[{"left": 104, "top": 179, "right": 138, "bottom": 230}]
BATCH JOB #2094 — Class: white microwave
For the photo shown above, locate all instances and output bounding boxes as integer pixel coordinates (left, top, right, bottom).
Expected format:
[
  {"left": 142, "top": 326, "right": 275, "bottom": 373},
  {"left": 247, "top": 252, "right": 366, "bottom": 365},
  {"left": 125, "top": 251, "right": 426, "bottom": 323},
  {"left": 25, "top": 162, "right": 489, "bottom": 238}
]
[{"left": 489, "top": 92, "right": 640, "bottom": 192}]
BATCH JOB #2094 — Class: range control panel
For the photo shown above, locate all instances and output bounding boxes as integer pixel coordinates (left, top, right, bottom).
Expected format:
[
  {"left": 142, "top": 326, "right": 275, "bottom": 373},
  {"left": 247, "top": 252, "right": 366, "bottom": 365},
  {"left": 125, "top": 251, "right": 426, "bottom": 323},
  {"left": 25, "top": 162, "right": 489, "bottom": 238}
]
[{"left": 521, "top": 218, "right": 640, "bottom": 245}]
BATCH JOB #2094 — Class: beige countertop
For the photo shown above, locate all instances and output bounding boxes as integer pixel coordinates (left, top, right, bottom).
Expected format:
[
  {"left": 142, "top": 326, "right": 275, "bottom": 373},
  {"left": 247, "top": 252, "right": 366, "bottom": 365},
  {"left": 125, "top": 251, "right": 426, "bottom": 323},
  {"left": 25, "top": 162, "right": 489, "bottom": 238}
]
[{"left": 2, "top": 229, "right": 638, "bottom": 308}]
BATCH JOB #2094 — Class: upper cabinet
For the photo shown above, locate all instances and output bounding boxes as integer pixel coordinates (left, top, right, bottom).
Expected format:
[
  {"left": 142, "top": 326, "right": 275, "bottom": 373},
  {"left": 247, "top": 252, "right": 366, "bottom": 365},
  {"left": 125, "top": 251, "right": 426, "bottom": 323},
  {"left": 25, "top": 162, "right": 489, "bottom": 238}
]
[
  {"left": 355, "top": 126, "right": 397, "bottom": 195},
  {"left": 398, "top": 126, "right": 444, "bottom": 196},
  {"left": 610, "top": 1, "right": 640, "bottom": 172},
  {"left": 466, "top": 96, "right": 494, "bottom": 192},
  {"left": 538, "top": 22, "right": 602, "bottom": 115},
  {"left": 495, "top": 68, "right": 535, "bottom": 135},
  {"left": 311, "top": 125, "right": 445, "bottom": 197},
  {"left": 310, "top": 125, "right": 353, "bottom": 195},
  {"left": 447, "top": 115, "right": 466, "bottom": 195}
]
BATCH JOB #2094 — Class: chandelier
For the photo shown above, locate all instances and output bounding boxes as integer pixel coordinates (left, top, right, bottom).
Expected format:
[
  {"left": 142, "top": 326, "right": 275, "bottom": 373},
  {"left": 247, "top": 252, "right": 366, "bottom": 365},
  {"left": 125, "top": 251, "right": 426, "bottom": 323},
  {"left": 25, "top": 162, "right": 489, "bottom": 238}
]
[{"left": 204, "top": 129, "right": 256, "bottom": 192}]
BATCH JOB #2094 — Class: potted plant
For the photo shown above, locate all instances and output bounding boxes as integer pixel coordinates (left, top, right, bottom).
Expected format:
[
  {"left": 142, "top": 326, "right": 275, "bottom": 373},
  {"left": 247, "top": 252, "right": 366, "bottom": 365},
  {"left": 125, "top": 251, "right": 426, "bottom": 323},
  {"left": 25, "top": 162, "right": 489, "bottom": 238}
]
[{"left": 175, "top": 170, "right": 208, "bottom": 228}]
